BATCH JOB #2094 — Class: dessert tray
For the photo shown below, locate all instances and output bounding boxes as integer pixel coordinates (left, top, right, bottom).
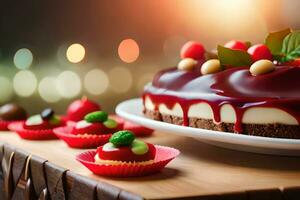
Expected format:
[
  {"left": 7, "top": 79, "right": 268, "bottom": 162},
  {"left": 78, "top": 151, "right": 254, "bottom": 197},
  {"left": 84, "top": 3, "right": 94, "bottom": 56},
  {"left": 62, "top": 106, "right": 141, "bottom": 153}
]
[{"left": 116, "top": 98, "right": 300, "bottom": 156}]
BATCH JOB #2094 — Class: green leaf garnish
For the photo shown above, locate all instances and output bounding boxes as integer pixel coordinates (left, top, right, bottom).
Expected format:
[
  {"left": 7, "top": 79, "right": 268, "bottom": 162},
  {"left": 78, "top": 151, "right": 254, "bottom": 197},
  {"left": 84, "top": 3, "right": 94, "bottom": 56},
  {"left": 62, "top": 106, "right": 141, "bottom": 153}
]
[
  {"left": 265, "top": 28, "right": 291, "bottom": 55},
  {"left": 281, "top": 31, "right": 300, "bottom": 62},
  {"left": 217, "top": 45, "right": 253, "bottom": 67},
  {"left": 109, "top": 130, "right": 135, "bottom": 147}
]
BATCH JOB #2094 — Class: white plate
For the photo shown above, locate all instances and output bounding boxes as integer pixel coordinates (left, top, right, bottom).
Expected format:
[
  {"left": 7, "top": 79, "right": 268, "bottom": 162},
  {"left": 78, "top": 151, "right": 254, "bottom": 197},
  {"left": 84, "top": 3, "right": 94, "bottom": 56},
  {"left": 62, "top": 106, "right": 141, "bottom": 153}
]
[{"left": 116, "top": 98, "right": 300, "bottom": 156}]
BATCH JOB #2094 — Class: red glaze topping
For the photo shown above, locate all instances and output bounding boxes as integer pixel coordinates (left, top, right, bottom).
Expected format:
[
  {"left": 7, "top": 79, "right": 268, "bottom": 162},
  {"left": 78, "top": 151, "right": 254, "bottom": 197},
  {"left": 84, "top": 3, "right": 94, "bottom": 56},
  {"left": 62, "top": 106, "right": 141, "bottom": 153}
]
[
  {"left": 144, "top": 64, "right": 300, "bottom": 133},
  {"left": 67, "top": 97, "right": 101, "bottom": 122},
  {"left": 97, "top": 143, "right": 156, "bottom": 162}
]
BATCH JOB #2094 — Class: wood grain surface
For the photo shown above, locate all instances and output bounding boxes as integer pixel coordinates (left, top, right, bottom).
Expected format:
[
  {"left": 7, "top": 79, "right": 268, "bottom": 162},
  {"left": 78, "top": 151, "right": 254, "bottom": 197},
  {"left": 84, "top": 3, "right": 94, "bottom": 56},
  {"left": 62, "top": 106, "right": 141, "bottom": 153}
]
[{"left": 0, "top": 131, "right": 299, "bottom": 199}]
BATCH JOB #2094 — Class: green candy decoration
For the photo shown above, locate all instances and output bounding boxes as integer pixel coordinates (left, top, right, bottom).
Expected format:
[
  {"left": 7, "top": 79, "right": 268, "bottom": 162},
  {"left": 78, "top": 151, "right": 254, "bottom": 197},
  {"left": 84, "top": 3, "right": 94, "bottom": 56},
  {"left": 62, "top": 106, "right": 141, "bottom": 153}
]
[
  {"left": 131, "top": 139, "right": 149, "bottom": 155},
  {"left": 103, "top": 119, "right": 118, "bottom": 129},
  {"left": 49, "top": 115, "right": 61, "bottom": 125},
  {"left": 26, "top": 115, "right": 43, "bottom": 126},
  {"left": 109, "top": 130, "right": 135, "bottom": 147},
  {"left": 84, "top": 111, "right": 108, "bottom": 123}
]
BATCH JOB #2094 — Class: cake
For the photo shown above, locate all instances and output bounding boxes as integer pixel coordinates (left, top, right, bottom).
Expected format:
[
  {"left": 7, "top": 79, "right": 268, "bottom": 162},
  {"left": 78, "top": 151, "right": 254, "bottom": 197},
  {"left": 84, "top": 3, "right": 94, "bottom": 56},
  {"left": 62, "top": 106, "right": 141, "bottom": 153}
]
[
  {"left": 143, "top": 29, "right": 300, "bottom": 139},
  {"left": 94, "top": 130, "right": 156, "bottom": 165}
]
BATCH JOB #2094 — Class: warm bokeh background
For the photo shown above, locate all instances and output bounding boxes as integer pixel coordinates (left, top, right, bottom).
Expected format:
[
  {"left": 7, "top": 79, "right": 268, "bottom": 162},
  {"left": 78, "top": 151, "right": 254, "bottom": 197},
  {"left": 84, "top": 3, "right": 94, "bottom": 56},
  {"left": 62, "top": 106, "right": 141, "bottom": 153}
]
[{"left": 0, "top": 0, "right": 299, "bottom": 114}]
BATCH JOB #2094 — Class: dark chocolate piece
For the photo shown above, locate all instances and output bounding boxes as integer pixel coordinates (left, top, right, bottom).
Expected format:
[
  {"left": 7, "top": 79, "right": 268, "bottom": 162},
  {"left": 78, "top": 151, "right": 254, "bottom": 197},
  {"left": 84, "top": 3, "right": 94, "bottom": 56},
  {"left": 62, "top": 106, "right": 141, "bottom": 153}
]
[
  {"left": 40, "top": 108, "right": 54, "bottom": 120},
  {"left": 0, "top": 104, "right": 27, "bottom": 121}
]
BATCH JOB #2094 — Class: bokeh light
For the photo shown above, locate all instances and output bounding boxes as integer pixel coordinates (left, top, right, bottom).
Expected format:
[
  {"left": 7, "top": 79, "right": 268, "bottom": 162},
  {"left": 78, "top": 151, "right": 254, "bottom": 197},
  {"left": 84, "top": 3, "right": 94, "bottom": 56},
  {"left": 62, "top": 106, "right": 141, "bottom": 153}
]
[
  {"left": 108, "top": 67, "right": 132, "bottom": 93},
  {"left": 0, "top": 77, "right": 14, "bottom": 103},
  {"left": 38, "top": 77, "right": 61, "bottom": 103},
  {"left": 66, "top": 43, "right": 85, "bottom": 63},
  {"left": 118, "top": 39, "right": 139, "bottom": 63},
  {"left": 84, "top": 69, "right": 109, "bottom": 95},
  {"left": 136, "top": 73, "right": 154, "bottom": 93},
  {"left": 13, "top": 48, "right": 33, "bottom": 69},
  {"left": 163, "top": 35, "right": 187, "bottom": 60},
  {"left": 56, "top": 71, "right": 81, "bottom": 98},
  {"left": 13, "top": 70, "right": 37, "bottom": 97}
]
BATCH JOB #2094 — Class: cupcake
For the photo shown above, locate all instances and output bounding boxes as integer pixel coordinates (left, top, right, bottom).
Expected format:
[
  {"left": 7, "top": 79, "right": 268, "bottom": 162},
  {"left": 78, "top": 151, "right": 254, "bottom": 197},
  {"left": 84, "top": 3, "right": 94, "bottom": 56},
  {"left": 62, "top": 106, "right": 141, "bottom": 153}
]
[
  {"left": 24, "top": 108, "right": 63, "bottom": 130},
  {"left": 53, "top": 111, "right": 121, "bottom": 148},
  {"left": 76, "top": 130, "right": 180, "bottom": 177},
  {"left": 0, "top": 103, "right": 27, "bottom": 130},
  {"left": 71, "top": 111, "right": 120, "bottom": 136},
  {"left": 67, "top": 97, "right": 101, "bottom": 122},
  {"left": 94, "top": 130, "right": 156, "bottom": 165},
  {"left": 9, "top": 108, "right": 64, "bottom": 140}
]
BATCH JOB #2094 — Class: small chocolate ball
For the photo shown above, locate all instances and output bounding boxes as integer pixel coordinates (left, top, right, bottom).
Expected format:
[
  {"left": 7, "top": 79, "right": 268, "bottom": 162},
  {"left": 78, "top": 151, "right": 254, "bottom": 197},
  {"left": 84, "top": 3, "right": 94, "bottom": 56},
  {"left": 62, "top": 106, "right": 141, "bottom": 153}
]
[
  {"left": 0, "top": 103, "right": 27, "bottom": 121},
  {"left": 41, "top": 108, "right": 55, "bottom": 120}
]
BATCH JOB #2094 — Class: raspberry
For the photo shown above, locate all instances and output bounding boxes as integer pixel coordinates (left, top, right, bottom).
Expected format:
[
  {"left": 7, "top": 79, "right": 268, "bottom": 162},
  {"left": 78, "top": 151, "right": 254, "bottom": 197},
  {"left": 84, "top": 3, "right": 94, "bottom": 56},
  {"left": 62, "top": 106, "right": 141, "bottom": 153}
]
[
  {"left": 224, "top": 40, "right": 248, "bottom": 51},
  {"left": 247, "top": 44, "right": 272, "bottom": 62},
  {"left": 180, "top": 41, "right": 205, "bottom": 60}
]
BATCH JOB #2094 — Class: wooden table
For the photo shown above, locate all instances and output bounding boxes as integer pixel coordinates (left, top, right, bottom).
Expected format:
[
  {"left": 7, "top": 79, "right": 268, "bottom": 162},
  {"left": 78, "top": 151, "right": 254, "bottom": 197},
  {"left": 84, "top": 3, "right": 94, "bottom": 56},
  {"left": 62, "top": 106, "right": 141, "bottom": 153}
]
[{"left": 0, "top": 131, "right": 300, "bottom": 199}]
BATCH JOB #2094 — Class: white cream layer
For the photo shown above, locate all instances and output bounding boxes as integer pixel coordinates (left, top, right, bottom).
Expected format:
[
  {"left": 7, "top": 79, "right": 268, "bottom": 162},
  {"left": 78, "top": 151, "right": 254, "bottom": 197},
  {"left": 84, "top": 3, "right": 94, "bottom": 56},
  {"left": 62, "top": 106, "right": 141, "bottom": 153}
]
[{"left": 144, "top": 96, "right": 298, "bottom": 125}]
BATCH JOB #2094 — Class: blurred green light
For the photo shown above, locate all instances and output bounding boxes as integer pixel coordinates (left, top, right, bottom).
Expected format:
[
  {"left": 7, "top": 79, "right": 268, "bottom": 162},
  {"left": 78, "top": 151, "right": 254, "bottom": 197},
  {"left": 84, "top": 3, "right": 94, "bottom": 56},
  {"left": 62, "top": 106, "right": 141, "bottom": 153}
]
[{"left": 13, "top": 48, "right": 33, "bottom": 69}]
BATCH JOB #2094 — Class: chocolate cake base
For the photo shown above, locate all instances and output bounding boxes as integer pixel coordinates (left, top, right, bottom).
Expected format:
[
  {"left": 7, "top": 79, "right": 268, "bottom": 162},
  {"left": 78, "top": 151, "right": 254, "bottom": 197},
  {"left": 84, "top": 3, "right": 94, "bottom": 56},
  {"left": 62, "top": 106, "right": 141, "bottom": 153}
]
[{"left": 144, "top": 109, "right": 300, "bottom": 139}]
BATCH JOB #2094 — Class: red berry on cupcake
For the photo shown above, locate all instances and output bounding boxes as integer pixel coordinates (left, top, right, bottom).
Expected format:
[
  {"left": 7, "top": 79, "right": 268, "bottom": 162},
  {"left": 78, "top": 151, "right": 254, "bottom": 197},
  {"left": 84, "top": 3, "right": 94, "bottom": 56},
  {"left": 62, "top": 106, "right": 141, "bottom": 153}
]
[
  {"left": 180, "top": 41, "right": 205, "bottom": 60},
  {"left": 224, "top": 40, "right": 248, "bottom": 51},
  {"left": 247, "top": 44, "right": 272, "bottom": 62},
  {"left": 67, "top": 97, "right": 101, "bottom": 122}
]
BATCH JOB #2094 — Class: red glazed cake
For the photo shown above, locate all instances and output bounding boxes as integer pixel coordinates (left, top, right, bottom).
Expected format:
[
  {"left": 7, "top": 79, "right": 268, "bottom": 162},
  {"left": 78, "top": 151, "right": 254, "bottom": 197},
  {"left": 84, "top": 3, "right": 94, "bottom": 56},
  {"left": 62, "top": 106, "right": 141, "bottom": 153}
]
[{"left": 143, "top": 29, "right": 300, "bottom": 139}]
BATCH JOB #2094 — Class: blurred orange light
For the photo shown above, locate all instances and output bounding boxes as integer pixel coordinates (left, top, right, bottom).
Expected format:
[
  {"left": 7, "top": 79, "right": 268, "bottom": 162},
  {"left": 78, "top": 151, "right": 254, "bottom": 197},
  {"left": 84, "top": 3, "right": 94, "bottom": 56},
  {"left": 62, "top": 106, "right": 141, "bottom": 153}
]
[
  {"left": 118, "top": 39, "right": 139, "bottom": 63},
  {"left": 66, "top": 43, "right": 85, "bottom": 63}
]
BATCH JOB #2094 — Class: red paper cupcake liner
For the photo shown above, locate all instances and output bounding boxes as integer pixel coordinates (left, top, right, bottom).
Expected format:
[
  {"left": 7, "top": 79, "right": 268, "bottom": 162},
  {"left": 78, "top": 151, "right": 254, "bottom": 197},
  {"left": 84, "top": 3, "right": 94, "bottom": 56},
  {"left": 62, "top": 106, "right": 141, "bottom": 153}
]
[
  {"left": 76, "top": 145, "right": 180, "bottom": 177},
  {"left": 53, "top": 126, "right": 111, "bottom": 149},
  {"left": 8, "top": 121, "right": 58, "bottom": 140}
]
